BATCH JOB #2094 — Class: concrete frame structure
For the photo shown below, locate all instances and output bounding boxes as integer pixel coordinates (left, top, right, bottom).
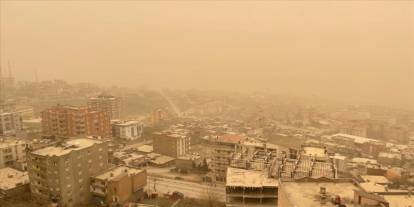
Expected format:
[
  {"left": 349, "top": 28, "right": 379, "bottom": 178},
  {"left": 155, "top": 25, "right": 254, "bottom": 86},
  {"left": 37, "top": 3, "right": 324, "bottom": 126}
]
[{"left": 226, "top": 167, "right": 278, "bottom": 207}]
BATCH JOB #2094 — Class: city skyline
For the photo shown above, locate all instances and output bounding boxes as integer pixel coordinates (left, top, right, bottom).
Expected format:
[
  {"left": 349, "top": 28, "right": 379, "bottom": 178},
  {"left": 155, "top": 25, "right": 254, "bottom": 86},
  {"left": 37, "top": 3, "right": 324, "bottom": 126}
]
[{"left": 1, "top": 1, "right": 413, "bottom": 109}]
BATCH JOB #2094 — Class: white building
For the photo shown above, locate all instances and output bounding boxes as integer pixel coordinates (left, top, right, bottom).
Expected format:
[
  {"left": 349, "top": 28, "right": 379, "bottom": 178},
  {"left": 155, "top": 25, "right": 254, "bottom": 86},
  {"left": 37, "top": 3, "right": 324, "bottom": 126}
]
[
  {"left": 0, "top": 138, "right": 28, "bottom": 169},
  {"left": 112, "top": 121, "right": 143, "bottom": 141},
  {"left": 0, "top": 111, "right": 23, "bottom": 136}
]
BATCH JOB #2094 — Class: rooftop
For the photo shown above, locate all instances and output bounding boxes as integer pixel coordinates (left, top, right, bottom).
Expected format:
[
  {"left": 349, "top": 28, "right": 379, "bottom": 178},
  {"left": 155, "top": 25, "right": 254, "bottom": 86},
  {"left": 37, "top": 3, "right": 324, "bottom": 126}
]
[
  {"left": 215, "top": 134, "right": 245, "bottom": 144},
  {"left": 226, "top": 167, "right": 277, "bottom": 188},
  {"left": 331, "top": 133, "right": 379, "bottom": 144},
  {"left": 281, "top": 180, "right": 359, "bottom": 207},
  {"left": 302, "top": 146, "right": 327, "bottom": 157},
  {"left": 32, "top": 138, "right": 103, "bottom": 156},
  {"left": 93, "top": 166, "right": 143, "bottom": 181},
  {"left": 384, "top": 195, "right": 414, "bottom": 207},
  {"left": 0, "top": 167, "right": 29, "bottom": 190},
  {"left": 0, "top": 138, "right": 26, "bottom": 149}
]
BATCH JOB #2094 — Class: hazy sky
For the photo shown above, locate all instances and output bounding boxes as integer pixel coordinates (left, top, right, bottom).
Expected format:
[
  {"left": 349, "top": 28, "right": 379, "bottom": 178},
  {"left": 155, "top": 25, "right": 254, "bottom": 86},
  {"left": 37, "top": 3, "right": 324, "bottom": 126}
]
[{"left": 1, "top": 1, "right": 413, "bottom": 108}]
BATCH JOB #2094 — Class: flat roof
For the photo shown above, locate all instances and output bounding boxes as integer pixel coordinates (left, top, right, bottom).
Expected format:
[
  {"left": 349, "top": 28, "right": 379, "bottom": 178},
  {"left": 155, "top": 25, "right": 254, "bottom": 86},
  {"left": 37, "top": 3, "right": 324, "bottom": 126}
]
[
  {"left": 0, "top": 167, "right": 29, "bottom": 190},
  {"left": 281, "top": 181, "right": 359, "bottom": 207},
  {"left": 32, "top": 138, "right": 103, "bottom": 156},
  {"left": 226, "top": 167, "right": 277, "bottom": 188},
  {"left": 331, "top": 133, "right": 379, "bottom": 144},
  {"left": 215, "top": 134, "right": 245, "bottom": 144},
  {"left": 384, "top": 195, "right": 414, "bottom": 207},
  {"left": 360, "top": 175, "right": 390, "bottom": 184},
  {"left": 302, "top": 147, "right": 327, "bottom": 157},
  {"left": 94, "top": 166, "right": 143, "bottom": 181},
  {"left": 137, "top": 145, "right": 153, "bottom": 153},
  {"left": 0, "top": 138, "right": 26, "bottom": 149}
]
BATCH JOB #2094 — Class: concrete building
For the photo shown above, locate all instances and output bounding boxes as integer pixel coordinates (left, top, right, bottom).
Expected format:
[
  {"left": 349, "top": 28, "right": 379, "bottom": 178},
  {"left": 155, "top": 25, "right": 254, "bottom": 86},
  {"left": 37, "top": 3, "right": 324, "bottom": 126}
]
[
  {"left": 90, "top": 166, "right": 147, "bottom": 206},
  {"left": 28, "top": 138, "right": 109, "bottom": 207},
  {"left": 0, "top": 137, "right": 28, "bottom": 169},
  {"left": 112, "top": 121, "right": 143, "bottom": 141},
  {"left": 88, "top": 94, "right": 121, "bottom": 120},
  {"left": 211, "top": 134, "right": 245, "bottom": 182},
  {"left": 226, "top": 167, "right": 278, "bottom": 207},
  {"left": 41, "top": 105, "right": 111, "bottom": 138},
  {"left": 0, "top": 111, "right": 23, "bottom": 136},
  {"left": 153, "top": 132, "right": 189, "bottom": 158},
  {"left": 0, "top": 167, "right": 29, "bottom": 199},
  {"left": 278, "top": 178, "right": 360, "bottom": 207},
  {"left": 277, "top": 145, "right": 337, "bottom": 180}
]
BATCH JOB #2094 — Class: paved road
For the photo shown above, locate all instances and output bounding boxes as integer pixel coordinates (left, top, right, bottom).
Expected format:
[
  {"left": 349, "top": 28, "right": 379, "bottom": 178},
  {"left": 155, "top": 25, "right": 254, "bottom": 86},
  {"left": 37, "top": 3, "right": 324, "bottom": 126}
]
[{"left": 145, "top": 176, "right": 226, "bottom": 202}]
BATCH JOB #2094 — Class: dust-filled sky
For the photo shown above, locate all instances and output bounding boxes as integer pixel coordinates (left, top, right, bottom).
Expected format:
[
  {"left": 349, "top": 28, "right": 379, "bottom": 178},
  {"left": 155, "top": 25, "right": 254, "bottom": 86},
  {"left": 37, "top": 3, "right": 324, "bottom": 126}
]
[{"left": 1, "top": 1, "right": 413, "bottom": 108}]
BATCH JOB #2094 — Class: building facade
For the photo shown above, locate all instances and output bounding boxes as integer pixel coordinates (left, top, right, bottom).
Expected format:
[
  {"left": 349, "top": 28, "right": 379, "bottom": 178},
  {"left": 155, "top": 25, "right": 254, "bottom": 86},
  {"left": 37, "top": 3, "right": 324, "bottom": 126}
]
[
  {"left": 28, "top": 138, "right": 109, "bottom": 207},
  {"left": 88, "top": 94, "right": 121, "bottom": 120},
  {"left": 211, "top": 135, "right": 245, "bottom": 182},
  {"left": 0, "top": 111, "right": 23, "bottom": 136},
  {"left": 112, "top": 121, "right": 143, "bottom": 141},
  {"left": 90, "top": 166, "right": 147, "bottom": 206},
  {"left": 153, "top": 132, "right": 189, "bottom": 158},
  {"left": 0, "top": 138, "right": 28, "bottom": 169},
  {"left": 41, "top": 105, "right": 111, "bottom": 138}
]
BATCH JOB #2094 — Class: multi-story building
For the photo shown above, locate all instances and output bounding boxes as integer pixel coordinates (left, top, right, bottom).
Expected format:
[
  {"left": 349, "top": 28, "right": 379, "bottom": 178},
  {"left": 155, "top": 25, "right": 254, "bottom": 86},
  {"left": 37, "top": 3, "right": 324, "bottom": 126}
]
[
  {"left": 112, "top": 121, "right": 143, "bottom": 141},
  {"left": 41, "top": 105, "right": 111, "bottom": 138},
  {"left": 0, "top": 137, "right": 28, "bottom": 169},
  {"left": 211, "top": 134, "right": 245, "bottom": 182},
  {"left": 88, "top": 94, "right": 121, "bottom": 120},
  {"left": 226, "top": 167, "right": 278, "bottom": 207},
  {"left": 0, "top": 167, "right": 29, "bottom": 198},
  {"left": 90, "top": 166, "right": 147, "bottom": 206},
  {"left": 153, "top": 132, "right": 189, "bottom": 158},
  {"left": 0, "top": 111, "right": 23, "bottom": 136},
  {"left": 28, "top": 138, "right": 109, "bottom": 207}
]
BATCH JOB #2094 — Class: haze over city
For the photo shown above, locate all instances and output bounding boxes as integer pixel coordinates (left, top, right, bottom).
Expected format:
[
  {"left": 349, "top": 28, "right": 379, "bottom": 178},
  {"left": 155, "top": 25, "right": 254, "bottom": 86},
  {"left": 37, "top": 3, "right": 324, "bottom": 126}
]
[{"left": 1, "top": 1, "right": 413, "bottom": 108}]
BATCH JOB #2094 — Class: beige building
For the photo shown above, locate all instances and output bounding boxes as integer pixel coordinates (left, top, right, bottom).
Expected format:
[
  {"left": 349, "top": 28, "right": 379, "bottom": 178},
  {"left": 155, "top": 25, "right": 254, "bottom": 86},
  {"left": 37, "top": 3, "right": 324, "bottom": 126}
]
[
  {"left": 153, "top": 132, "right": 189, "bottom": 158},
  {"left": 112, "top": 120, "right": 143, "bottom": 141},
  {"left": 0, "top": 111, "right": 23, "bottom": 136},
  {"left": 0, "top": 137, "right": 28, "bottom": 169},
  {"left": 28, "top": 138, "right": 109, "bottom": 207},
  {"left": 211, "top": 134, "right": 245, "bottom": 182},
  {"left": 0, "top": 167, "right": 29, "bottom": 198},
  {"left": 90, "top": 166, "right": 147, "bottom": 206},
  {"left": 88, "top": 94, "right": 121, "bottom": 120}
]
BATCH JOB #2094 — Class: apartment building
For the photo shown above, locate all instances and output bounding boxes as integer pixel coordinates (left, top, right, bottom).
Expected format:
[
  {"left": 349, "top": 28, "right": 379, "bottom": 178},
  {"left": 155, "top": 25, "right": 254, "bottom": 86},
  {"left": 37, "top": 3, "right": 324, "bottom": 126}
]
[
  {"left": 153, "top": 132, "right": 189, "bottom": 158},
  {"left": 28, "top": 138, "right": 109, "bottom": 207},
  {"left": 112, "top": 121, "right": 143, "bottom": 141},
  {"left": 0, "top": 111, "right": 23, "bottom": 136},
  {"left": 0, "top": 137, "right": 28, "bottom": 169},
  {"left": 211, "top": 134, "right": 245, "bottom": 182},
  {"left": 90, "top": 166, "right": 147, "bottom": 206},
  {"left": 88, "top": 94, "right": 121, "bottom": 119},
  {"left": 0, "top": 167, "right": 29, "bottom": 198},
  {"left": 41, "top": 105, "right": 111, "bottom": 138}
]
